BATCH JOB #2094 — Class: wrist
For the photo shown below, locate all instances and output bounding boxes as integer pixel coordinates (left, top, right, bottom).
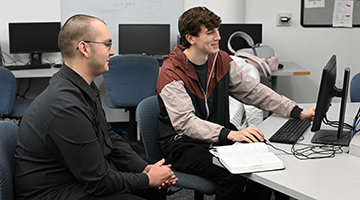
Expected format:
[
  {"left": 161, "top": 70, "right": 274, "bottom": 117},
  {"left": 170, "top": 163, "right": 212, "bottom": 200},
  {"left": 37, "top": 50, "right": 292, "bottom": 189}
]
[
  {"left": 146, "top": 173, "right": 153, "bottom": 187},
  {"left": 142, "top": 165, "right": 151, "bottom": 173},
  {"left": 227, "top": 131, "right": 235, "bottom": 141},
  {"left": 290, "top": 106, "right": 303, "bottom": 119},
  {"left": 220, "top": 128, "right": 233, "bottom": 145}
]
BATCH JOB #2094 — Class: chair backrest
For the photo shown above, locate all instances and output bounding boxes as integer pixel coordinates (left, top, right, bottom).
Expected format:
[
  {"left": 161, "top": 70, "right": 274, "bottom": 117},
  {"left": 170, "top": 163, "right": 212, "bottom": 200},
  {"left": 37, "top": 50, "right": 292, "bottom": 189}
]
[
  {"left": 350, "top": 72, "right": 360, "bottom": 102},
  {"left": 136, "top": 95, "right": 164, "bottom": 160},
  {"left": 0, "top": 121, "right": 18, "bottom": 200},
  {"left": 137, "top": 96, "right": 218, "bottom": 196},
  {"left": 103, "top": 55, "right": 159, "bottom": 108},
  {"left": 0, "top": 67, "right": 16, "bottom": 116}
]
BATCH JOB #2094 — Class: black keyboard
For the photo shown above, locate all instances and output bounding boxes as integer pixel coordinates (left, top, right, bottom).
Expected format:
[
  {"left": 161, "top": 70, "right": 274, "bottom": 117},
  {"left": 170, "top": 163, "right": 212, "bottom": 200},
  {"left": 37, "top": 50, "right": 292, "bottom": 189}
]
[
  {"left": 269, "top": 119, "right": 311, "bottom": 144},
  {"left": 5, "top": 64, "right": 51, "bottom": 70}
]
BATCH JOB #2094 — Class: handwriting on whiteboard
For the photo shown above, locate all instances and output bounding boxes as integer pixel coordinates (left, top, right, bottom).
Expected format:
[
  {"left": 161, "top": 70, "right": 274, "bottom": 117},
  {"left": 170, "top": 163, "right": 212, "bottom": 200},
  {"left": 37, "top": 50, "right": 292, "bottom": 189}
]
[{"left": 101, "top": 0, "right": 161, "bottom": 15}]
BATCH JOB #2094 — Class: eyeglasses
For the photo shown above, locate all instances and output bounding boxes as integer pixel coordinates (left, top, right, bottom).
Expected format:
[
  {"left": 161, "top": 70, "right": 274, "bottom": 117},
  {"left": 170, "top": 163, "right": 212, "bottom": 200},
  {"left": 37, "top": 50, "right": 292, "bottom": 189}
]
[{"left": 77, "top": 41, "right": 112, "bottom": 50}]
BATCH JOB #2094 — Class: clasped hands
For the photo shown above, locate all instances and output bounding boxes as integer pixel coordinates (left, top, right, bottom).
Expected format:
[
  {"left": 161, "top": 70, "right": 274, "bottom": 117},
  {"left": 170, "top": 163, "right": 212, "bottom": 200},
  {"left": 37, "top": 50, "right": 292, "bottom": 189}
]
[{"left": 143, "top": 158, "right": 178, "bottom": 189}]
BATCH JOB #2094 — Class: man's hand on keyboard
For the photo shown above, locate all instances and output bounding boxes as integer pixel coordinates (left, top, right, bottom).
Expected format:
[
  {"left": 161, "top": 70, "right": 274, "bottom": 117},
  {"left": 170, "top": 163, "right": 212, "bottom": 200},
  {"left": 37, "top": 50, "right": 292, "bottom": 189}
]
[
  {"left": 227, "top": 127, "right": 265, "bottom": 143},
  {"left": 299, "top": 106, "right": 316, "bottom": 121}
]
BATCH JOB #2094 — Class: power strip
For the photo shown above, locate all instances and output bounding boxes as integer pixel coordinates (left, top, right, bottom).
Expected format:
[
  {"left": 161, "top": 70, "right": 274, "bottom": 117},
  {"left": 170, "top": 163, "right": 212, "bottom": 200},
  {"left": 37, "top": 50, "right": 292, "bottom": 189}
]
[{"left": 349, "top": 133, "right": 360, "bottom": 157}]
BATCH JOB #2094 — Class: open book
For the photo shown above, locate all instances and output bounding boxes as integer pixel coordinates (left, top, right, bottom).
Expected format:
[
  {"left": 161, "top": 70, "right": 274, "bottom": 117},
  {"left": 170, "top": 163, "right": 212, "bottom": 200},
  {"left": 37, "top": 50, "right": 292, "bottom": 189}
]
[{"left": 210, "top": 142, "right": 284, "bottom": 174}]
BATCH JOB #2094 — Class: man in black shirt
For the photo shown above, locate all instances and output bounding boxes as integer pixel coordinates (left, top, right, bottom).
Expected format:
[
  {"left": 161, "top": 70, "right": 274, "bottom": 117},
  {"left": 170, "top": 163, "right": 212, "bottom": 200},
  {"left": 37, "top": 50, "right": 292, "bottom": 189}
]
[{"left": 14, "top": 14, "right": 177, "bottom": 200}]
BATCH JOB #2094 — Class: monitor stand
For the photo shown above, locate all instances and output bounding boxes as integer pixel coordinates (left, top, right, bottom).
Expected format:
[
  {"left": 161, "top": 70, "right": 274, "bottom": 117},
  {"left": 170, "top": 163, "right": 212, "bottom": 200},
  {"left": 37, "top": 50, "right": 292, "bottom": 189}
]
[
  {"left": 311, "top": 129, "right": 351, "bottom": 146},
  {"left": 29, "top": 52, "right": 42, "bottom": 65},
  {"left": 311, "top": 68, "right": 351, "bottom": 146}
]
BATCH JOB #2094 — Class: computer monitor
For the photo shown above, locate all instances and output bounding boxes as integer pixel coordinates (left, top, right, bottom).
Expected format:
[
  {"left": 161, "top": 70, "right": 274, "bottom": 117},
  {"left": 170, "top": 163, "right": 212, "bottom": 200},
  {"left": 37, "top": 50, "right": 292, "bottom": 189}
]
[
  {"left": 219, "top": 23, "right": 262, "bottom": 55},
  {"left": 8, "top": 22, "right": 61, "bottom": 65},
  {"left": 118, "top": 24, "right": 170, "bottom": 56},
  {"left": 310, "top": 55, "right": 351, "bottom": 146}
]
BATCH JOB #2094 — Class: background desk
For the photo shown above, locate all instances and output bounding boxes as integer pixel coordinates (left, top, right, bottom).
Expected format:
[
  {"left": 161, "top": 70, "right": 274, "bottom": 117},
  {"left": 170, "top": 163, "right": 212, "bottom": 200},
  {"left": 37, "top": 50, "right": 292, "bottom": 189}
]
[
  {"left": 261, "top": 61, "right": 310, "bottom": 91},
  {"left": 243, "top": 102, "right": 360, "bottom": 200},
  {"left": 272, "top": 62, "right": 310, "bottom": 76},
  {"left": 11, "top": 67, "right": 60, "bottom": 78}
]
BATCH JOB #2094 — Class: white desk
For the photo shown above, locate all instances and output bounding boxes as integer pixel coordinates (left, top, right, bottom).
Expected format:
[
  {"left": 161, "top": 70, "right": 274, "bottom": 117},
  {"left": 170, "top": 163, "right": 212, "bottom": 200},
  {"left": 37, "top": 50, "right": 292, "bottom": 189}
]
[
  {"left": 11, "top": 67, "right": 59, "bottom": 78},
  {"left": 261, "top": 61, "right": 310, "bottom": 90},
  {"left": 272, "top": 62, "right": 310, "bottom": 77},
  {"left": 243, "top": 102, "right": 360, "bottom": 200}
]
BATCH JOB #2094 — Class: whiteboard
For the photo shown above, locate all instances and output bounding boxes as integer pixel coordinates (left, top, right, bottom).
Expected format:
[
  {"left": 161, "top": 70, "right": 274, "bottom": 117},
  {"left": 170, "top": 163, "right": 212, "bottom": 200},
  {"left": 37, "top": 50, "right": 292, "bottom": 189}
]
[{"left": 61, "top": 0, "right": 183, "bottom": 55}]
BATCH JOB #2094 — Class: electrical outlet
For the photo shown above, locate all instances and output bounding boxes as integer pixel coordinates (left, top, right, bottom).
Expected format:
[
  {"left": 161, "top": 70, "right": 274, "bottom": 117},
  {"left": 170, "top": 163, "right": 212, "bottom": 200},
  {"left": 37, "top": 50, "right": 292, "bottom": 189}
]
[{"left": 276, "top": 13, "right": 292, "bottom": 27}]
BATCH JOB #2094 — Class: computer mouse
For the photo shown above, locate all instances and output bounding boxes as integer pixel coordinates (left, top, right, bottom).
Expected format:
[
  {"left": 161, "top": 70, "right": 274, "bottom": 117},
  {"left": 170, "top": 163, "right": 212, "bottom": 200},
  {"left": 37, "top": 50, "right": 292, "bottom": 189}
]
[
  {"left": 53, "top": 64, "right": 62, "bottom": 68},
  {"left": 241, "top": 139, "right": 267, "bottom": 143}
]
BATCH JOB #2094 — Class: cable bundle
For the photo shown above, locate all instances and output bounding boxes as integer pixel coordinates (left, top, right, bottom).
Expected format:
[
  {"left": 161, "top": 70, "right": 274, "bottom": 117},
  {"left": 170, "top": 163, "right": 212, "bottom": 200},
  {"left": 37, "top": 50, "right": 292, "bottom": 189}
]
[
  {"left": 267, "top": 141, "right": 344, "bottom": 160},
  {"left": 353, "top": 107, "right": 360, "bottom": 137}
]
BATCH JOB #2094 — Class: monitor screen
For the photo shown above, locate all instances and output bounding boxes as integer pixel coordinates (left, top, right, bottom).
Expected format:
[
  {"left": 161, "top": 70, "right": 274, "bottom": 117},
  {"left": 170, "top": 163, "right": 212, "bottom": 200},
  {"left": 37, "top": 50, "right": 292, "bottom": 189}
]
[
  {"left": 118, "top": 24, "right": 170, "bottom": 55},
  {"left": 219, "top": 23, "right": 262, "bottom": 55},
  {"left": 9, "top": 22, "right": 61, "bottom": 54},
  {"left": 310, "top": 55, "right": 351, "bottom": 146}
]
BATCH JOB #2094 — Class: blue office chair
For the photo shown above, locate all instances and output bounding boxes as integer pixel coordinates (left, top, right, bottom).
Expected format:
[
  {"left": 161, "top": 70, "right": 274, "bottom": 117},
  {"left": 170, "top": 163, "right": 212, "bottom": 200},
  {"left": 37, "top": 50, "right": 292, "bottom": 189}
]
[
  {"left": 0, "top": 67, "right": 33, "bottom": 121},
  {"left": 103, "top": 55, "right": 159, "bottom": 142},
  {"left": 0, "top": 121, "right": 19, "bottom": 200},
  {"left": 136, "top": 95, "right": 217, "bottom": 200},
  {"left": 350, "top": 72, "right": 360, "bottom": 102}
]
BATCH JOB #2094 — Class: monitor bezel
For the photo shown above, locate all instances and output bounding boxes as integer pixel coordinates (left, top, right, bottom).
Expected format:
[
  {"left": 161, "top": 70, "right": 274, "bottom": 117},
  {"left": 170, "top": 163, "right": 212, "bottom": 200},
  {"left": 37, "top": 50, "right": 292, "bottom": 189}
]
[
  {"left": 118, "top": 24, "right": 170, "bottom": 56},
  {"left": 8, "top": 22, "right": 61, "bottom": 54}
]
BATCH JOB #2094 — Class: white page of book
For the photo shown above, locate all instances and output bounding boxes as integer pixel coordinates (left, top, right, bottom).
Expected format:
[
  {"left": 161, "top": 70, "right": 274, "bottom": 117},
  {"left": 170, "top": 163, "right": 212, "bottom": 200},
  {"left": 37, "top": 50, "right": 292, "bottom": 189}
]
[
  {"left": 221, "top": 152, "right": 280, "bottom": 166},
  {"left": 214, "top": 142, "right": 268, "bottom": 158}
]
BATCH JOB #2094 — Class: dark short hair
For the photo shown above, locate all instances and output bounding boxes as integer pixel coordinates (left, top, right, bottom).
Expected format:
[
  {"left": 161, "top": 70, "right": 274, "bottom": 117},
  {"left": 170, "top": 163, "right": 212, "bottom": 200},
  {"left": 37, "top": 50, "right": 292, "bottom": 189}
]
[
  {"left": 178, "top": 7, "right": 221, "bottom": 48},
  {"left": 58, "top": 14, "right": 105, "bottom": 60}
]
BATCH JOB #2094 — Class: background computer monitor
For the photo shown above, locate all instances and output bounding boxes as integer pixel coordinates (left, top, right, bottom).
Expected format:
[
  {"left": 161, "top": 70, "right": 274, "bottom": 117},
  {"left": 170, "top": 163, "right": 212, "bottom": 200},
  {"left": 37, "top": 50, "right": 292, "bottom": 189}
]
[
  {"left": 118, "top": 24, "right": 170, "bottom": 56},
  {"left": 219, "top": 23, "right": 262, "bottom": 55},
  {"left": 9, "top": 22, "right": 61, "bottom": 65},
  {"left": 310, "top": 55, "right": 351, "bottom": 146}
]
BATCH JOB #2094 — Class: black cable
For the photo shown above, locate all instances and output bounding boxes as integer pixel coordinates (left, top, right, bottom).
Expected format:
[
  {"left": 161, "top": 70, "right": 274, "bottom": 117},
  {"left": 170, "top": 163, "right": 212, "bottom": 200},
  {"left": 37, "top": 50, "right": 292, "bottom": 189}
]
[
  {"left": 323, "top": 114, "right": 353, "bottom": 130},
  {"left": 353, "top": 107, "right": 360, "bottom": 135},
  {"left": 290, "top": 143, "right": 343, "bottom": 160},
  {"left": 265, "top": 143, "right": 293, "bottom": 155},
  {"left": 17, "top": 78, "right": 32, "bottom": 99},
  {"left": 0, "top": 51, "right": 24, "bottom": 65},
  {"left": 266, "top": 141, "right": 345, "bottom": 160}
]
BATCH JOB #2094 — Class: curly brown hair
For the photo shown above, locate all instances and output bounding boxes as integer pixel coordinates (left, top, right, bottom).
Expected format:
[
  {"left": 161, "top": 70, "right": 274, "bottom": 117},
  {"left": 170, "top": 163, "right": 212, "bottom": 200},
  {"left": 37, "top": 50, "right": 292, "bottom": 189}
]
[{"left": 178, "top": 7, "right": 222, "bottom": 48}]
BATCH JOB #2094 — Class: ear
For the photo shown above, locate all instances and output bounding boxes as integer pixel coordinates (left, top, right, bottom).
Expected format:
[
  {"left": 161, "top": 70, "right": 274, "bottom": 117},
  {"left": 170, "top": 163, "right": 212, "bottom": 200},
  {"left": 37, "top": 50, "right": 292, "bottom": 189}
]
[
  {"left": 77, "top": 41, "right": 90, "bottom": 58},
  {"left": 185, "top": 33, "right": 196, "bottom": 45}
]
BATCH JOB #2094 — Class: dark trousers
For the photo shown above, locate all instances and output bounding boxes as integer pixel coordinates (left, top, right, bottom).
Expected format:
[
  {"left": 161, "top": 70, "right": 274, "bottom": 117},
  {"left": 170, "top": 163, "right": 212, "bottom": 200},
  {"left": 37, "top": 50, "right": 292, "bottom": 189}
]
[
  {"left": 80, "top": 188, "right": 166, "bottom": 200},
  {"left": 163, "top": 142, "right": 273, "bottom": 200}
]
